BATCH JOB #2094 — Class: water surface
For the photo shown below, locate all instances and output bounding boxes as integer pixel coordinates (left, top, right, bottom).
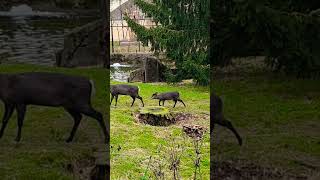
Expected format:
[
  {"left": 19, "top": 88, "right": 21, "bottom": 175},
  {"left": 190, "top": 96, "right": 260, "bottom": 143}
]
[
  {"left": 110, "top": 63, "right": 137, "bottom": 82},
  {"left": 0, "top": 4, "right": 97, "bottom": 66}
]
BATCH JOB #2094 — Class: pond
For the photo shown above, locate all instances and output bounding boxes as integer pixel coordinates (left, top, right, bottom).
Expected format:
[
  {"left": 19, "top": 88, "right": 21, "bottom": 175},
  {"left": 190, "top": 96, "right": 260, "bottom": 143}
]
[
  {"left": 110, "top": 63, "right": 137, "bottom": 82},
  {"left": 0, "top": 4, "right": 97, "bottom": 66}
]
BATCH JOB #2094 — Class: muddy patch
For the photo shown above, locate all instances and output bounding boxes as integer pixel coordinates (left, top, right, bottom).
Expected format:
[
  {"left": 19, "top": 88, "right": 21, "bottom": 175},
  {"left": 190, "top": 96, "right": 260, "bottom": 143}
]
[
  {"left": 134, "top": 112, "right": 176, "bottom": 126},
  {"left": 133, "top": 106, "right": 175, "bottom": 126},
  {"left": 134, "top": 111, "right": 208, "bottom": 127},
  {"left": 212, "top": 160, "right": 312, "bottom": 180}
]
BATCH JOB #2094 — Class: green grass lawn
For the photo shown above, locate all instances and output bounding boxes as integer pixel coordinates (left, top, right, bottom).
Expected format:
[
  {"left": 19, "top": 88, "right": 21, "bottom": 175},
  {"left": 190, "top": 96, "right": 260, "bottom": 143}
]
[
  {"left": 0, "top": 64, "right": 109, "bottom": 179},
  {"left": 110, "top": 81, "right": 210, "bottom": 179},
  {"left": 212, "top": 64, "right": 320, "bottom": 177}
]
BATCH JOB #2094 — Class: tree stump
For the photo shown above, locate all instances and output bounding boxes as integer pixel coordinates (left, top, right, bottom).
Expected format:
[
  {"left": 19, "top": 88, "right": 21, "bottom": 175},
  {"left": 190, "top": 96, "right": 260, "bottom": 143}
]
[{"left": 135, "top": 106, "right": 175, "bottom": 126}]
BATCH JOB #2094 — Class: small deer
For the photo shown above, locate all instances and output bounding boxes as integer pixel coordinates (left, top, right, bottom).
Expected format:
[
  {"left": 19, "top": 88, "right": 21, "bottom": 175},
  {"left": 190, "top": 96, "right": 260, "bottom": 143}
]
[
  {"left": 0, "top": 72, "right": 109, "bottom": 143},
  {"left": 211, "top": 92, "right": 242, "bottom": 145},
  {"left": 110, "top": 84, "right": 144, "bottom": 107},
  {"left": 151, "top": 92, "right": 186, "bottom": 108}
]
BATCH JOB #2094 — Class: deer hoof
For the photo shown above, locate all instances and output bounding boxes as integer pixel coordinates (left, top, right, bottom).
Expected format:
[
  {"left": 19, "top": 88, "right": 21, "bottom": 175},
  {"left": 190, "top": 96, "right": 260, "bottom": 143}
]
[{"left": 14, "top": 137, "right": 21, "bottom": 142}]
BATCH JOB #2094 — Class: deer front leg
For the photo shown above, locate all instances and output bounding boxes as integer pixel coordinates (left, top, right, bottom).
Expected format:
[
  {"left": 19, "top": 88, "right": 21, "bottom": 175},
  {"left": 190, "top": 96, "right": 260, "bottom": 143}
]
[{"left": 215, "top": 117, "right": 242, "bottom": 146}]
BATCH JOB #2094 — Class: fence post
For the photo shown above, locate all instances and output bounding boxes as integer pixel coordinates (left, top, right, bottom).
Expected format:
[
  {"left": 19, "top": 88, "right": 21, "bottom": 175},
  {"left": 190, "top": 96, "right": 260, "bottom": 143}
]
[
  {"left": 111, "top": 19, "right": 114, "bottom": 53},
  {"left": 101, "top": 0, "right": 110, "bottom": 68}
]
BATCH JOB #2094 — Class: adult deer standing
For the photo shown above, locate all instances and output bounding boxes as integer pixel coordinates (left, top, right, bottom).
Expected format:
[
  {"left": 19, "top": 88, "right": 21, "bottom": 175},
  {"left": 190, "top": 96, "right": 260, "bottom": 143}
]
[
  {"left": 211, "top": 92, "right": 242, "bottom": 145},
  {"left": 151, "top": 92, "right": 186, "bottom": 108},
  {"left": 0, "top": 72, "right": 109, "bottom": 143},
  {"left": 110, "top": 84, "right": 144, "bottom": 107}
]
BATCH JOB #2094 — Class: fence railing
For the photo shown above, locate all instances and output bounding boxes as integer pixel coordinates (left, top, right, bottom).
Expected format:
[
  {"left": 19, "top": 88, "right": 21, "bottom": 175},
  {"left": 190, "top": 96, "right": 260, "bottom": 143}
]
[
  {"left": 110, "top": 0, "right": 157, "bottom": 53},
  {"left": 110, "top": 18, "right": 157, "bottom": 53}
]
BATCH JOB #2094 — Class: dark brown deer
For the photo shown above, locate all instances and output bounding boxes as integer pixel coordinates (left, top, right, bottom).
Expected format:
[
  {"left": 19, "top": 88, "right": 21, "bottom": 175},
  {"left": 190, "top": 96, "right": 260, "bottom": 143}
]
[
  {"left": 211, "top": 92, "right": 242, "bottom": 145},
  {"left": 151, "top": 92, "right": 186, "bottom": 108},
  {"left": 110, "top": 84, "right": 144, "bottom": 107},
  {"left": 0, "top": 72, "right": 109, "bottom": 143}
]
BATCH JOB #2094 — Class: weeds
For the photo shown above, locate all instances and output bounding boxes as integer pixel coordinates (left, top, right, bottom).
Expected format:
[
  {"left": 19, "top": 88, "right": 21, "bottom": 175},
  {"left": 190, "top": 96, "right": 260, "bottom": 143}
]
[{"left": 139, "top": 131, "right": 207, "bottom": 180}]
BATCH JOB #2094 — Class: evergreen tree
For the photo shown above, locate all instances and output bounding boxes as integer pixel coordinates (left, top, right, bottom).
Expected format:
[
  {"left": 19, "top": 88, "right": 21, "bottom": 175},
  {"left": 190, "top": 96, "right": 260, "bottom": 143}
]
[
  {"left": 124, "top": 0, "right": 210, "bottom": 85},
  {"left": 213, "top": 0, "right": 320, "bottom": 76}
]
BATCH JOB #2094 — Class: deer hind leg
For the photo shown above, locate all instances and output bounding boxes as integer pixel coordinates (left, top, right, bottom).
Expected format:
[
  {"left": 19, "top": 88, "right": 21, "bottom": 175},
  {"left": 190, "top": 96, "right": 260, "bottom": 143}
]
[
  {"left": 137, "top": 96, "right": 144, "bottom": 107},
  {"left": 0, "top": 103, "right": 15, "bottom": 139},
  {"left": 79, "top": 105, "right": 109, "bottom": 144},
  {"left": 15, "top": 104, "right": 26, "bottom": 142},
  {"left": 177, "top": 98, "right": 186, "bottom": 107}
]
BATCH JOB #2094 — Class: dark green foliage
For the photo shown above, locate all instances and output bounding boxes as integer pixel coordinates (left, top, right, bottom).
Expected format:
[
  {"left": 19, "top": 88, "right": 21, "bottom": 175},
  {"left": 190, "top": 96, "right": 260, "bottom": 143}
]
[
  {"left": 213, "top": 0, "right": 320, "bottom": 76},
  {"left": 124, "top": 0, "right": 210, "bottom": 85}
]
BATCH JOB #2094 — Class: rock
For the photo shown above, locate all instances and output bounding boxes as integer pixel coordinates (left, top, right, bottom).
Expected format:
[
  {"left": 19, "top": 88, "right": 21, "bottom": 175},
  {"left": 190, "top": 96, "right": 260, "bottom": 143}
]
[
  {"left": 127, "top": 68, "right": 144, "bottom": 82},
  {"left": 110, "top": 53, "right": 148, "bottom": 66},
  {"left": 56, "top": 20, "right": 104, "bottom": 67},
  {"left": 110, "top": 54, "right": 125, "bottom": 64},
  {"left": 143, "top": 56, "right": 167, "bottom": 82},
  {"left": 128, "top": 56, "right": 167, "bottom": 82}
]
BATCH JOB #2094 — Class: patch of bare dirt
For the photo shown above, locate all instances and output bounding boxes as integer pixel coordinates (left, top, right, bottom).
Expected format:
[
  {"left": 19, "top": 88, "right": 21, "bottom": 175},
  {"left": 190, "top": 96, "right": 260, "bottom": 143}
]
[
  {"left": 65, "top": 155, "right": 109, "bottom": 180},
  {"left": 133, "top": 111, "right": 209, "bottom": 126},
  {"left": 65, "top": 157, "right": 95, "bottom": 180},
  {"left": 174, "top": 112, "right": 209, "bottom": 125},
  {"left": 212, "top": 160, "right": 316, "bottom": 180},
  {"left": 182, "top": 124, "right": 207, "bottom": 139},
  {"left": 133, "top": 112, "right": 176, "bottom": 126}
]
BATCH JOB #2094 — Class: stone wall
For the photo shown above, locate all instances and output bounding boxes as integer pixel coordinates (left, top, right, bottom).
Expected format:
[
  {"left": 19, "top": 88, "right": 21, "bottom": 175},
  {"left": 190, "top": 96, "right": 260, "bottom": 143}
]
[
  {"left": 56, "top": 20, "right": 105, "bottom": 67},
  {"left": 128, "top": 56, "right": 167, "bottom": 83},
  {"left": 110, "top": 53, "right": 167, "bottom": 82},
  {"left": 143, "top": 56, "right": 166, "bottom": 82},
  {"left": 110, "top": 53, "right": 154, "bottom": 66},
  {"left": 128, "top": 68, "right": 144, "bottom": 82}
]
